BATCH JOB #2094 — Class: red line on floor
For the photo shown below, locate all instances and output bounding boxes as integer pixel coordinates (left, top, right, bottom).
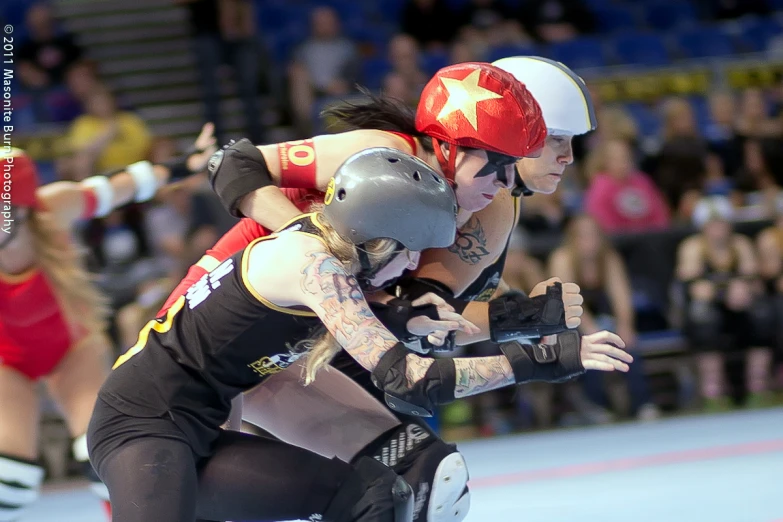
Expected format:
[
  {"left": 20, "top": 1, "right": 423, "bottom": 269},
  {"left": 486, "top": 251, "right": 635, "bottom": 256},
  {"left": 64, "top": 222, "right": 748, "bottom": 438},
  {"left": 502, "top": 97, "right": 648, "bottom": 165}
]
[{"left": 469, "top": 439, "right": 783, "bottom": 489}]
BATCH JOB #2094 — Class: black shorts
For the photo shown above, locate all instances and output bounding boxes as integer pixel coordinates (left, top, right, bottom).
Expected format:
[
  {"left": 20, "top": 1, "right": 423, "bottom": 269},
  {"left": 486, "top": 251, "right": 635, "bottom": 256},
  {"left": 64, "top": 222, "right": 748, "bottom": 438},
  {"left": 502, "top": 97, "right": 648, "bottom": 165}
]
[{"left": 87, "top": 397, "right": 196, "bottom": 478}]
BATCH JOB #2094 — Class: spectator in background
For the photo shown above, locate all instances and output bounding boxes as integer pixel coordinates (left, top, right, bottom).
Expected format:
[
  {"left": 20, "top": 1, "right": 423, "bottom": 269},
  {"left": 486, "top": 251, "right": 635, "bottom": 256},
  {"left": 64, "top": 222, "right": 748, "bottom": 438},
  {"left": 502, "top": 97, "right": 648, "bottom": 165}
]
[
  {"left": 732, "top": 137, "right": 783, "bottom": 220},
  {"left": 385, "top": 34, "right": 428, "bottom": 97},
  {"left": 549, "top": 215, "right": 660, "bottom": 421},
  {"left": 584, "top": 138, "right": 670, "bottom": 233},
  {"left": 179, "top": 0, "right": 265, "bottom": 143},
  {"left": 756, "top": 214, "right": 783, "bottom": 388},
  {"left": 574, "top": 104, "right": 635, "bottom": 167},
  {"left": 520, "top": 0, "right": 595, "bottom": 43},
  {"left": 677, "top": 151, "right": 735, "bottom": 224},
  {"left": 66, "top": 86, "right": 151, "bottom": 178},
  {"left": 705, "top": 90, "right": 743, "bottom": 178},
  {"left": 14, "top": 3, "right": 83, "bottom": 129},
  {"left": 676, "top": 196, "right": 775, "bottom": 411},
  {"left": 456, "top": 0, "right": 531, "bottom": 50},
  {"left": 18, "top": 3, "right": 83, "bottom": 87},
  {"left": 654, "top": 137, "right": 709, "bottom": 222},
  {"left": 288, "top": 6, "right": 360, "bottom": 135},
  {"left": 449, "top": 38, "right": 483, "bottom": 64},
  {"left": 381, "top": 73, "right": 415, "bottom": 107},
  {"left": 400, "top": 0, "right": 459, "bottom": 50},
  {"left": 736, "top": 87, "right": 781, "bottom": 139},
  {"left": 650, "top": 98, "right": 709, "bottom": 219}
]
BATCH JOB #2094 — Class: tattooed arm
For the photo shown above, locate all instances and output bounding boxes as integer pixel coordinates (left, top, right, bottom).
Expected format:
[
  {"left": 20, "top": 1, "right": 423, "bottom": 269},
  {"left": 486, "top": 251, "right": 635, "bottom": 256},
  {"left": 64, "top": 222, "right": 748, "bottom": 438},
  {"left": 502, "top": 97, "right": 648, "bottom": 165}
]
[
  {"left": 298, "top": 248, "right": 400, "bottom": 371},
  {"left": 245, "top": 233, "right": 518, "bottom": 397},
  {"left": 405, "top": 355, "right": 516, "bottom": 399},
  {"left": 412, "top": 189, "right": 517, "bottom": 295}
]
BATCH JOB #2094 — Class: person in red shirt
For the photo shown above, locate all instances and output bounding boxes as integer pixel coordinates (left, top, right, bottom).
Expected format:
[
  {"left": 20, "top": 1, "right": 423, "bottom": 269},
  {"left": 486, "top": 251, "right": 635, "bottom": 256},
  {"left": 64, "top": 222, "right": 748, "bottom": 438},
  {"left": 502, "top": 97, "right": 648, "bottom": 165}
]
[
  {"left": 584, "top": 138, "right": 671, "bottom": 233},
  {"left": 0, "top": 126, "right": 215, "bottom": 521}
]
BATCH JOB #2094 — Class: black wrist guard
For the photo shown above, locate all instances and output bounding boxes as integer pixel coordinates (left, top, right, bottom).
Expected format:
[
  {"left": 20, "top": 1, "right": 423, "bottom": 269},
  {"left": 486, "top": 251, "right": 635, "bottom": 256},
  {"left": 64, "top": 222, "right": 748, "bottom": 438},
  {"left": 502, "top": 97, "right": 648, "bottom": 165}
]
[
  {"left": 499, "top": 330, "right": 584, "bottom": 384},
  {"left": 208, "top": 138, "right": 275, "bottom": 217},
  {"left": 489, "top": 283, "right": 567, "bottom": 343},
  {"left": 392, "top": 277, "right": 469, "bottom": 314},
  {"left": 370, "top": 299, "right": 438, "bottom": 349},
  {"left": 370, "top": 298, "right": 455, "bottom": 354},
  {"left": 371, "top": 343, "right": 456, "bottom": 417}
]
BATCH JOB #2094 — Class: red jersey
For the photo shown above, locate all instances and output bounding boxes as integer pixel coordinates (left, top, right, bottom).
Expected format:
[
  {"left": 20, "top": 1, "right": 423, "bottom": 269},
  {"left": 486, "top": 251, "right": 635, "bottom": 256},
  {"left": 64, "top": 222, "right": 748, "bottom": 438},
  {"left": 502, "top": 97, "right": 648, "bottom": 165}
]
[
  {"left": 0, "top": 269, "right": 77, "bottom": 379},
  {"left": 159, "top": 133, "right": 419, "bottom": 315}
]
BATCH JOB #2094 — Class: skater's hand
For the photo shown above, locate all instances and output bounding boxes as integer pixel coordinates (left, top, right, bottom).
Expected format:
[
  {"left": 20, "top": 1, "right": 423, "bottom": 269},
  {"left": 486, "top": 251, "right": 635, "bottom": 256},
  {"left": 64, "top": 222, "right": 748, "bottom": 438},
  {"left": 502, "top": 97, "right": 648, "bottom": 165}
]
[
  {"left": 529, "top": 277, "right": 583, "bottom": 329},
  {"left": 580, "top": 330, "right": 632, "bottom": 372},
  {"left": 186, "top": 123, "right": 218, "bottom": 173},
  {"left": 407, "top": 293, "right": 480, "bottom": 344}
]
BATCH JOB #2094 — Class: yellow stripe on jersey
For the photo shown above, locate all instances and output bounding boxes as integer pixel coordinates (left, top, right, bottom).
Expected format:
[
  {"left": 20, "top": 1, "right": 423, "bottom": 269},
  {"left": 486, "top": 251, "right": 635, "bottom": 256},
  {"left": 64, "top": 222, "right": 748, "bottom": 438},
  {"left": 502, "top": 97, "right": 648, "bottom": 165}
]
[
  {"left": 240, "top": 235, "right": 318, "bottom": 317},
  {"left": 112, "top": 295, "right": 186, "bottom": 369}
]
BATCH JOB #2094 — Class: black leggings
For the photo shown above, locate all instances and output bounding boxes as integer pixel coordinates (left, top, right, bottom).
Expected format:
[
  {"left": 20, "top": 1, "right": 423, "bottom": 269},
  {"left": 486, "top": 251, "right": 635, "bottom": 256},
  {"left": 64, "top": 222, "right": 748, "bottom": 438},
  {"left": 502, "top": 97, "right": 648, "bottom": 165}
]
[{"left": 89, "top": 402, "right": 352, "bottom": 522}]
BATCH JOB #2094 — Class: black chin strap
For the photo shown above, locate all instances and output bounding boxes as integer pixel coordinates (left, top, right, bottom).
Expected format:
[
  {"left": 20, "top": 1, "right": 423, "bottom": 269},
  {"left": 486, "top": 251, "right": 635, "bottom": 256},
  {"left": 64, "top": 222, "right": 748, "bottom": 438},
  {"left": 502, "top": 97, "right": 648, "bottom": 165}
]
[
  {"left": 356, "top": 242, "right": 404, "bottom": 291},
  {"left": 511, "top": 165, "right": 533, "bottom": 197}
]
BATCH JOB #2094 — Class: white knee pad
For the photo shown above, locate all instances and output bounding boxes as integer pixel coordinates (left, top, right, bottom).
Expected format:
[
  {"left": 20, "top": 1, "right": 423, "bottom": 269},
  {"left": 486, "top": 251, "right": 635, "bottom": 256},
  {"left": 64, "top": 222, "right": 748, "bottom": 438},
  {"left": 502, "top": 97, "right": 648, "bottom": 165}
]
[
  {"left": 0, "top": 454, "right": 44, "bottom": 521},
  {"left": 426, "top": 452, "right": 470, "bottom": 522},
  {"left": 72, "top": 435, "right": 109, "bottom": 502}
]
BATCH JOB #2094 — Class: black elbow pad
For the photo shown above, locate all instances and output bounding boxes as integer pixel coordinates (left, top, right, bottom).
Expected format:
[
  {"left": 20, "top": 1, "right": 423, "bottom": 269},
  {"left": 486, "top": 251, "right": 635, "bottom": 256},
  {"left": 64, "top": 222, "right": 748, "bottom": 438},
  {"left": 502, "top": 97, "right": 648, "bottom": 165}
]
[
  {"left": 208, "top": 138, "right": 275, "bottom": 217},
  {"left": 370, "top": 343, "right": 456, "bottom": 417}
]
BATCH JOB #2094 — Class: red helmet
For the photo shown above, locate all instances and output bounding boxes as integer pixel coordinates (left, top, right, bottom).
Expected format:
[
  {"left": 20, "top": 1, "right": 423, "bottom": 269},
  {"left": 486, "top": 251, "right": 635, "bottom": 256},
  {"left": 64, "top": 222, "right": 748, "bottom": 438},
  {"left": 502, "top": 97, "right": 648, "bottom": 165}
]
[
  {"left": 416, "top": 62, "right": 547, "bottom": 173},
  {"left": 2, "top": 148, "right": 40, "bottom": 209}
]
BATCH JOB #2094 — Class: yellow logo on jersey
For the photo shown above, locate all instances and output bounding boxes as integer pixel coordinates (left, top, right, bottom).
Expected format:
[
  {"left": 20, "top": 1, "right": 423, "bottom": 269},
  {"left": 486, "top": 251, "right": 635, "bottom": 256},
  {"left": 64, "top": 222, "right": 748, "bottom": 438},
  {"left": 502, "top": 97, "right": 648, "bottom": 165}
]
[{"left": 324, "top": 178, "right": 335, "bottom": 205}]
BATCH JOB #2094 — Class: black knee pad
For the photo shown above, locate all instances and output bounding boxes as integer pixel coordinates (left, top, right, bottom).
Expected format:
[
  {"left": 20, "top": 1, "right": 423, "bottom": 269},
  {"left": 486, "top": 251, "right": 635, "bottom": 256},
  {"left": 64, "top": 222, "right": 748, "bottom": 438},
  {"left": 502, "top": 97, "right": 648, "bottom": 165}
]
[
  {"left": 323, "top": 456, "right": 413, "bottom": 522},
  {"left": 354, "top": 421, "right": 470, "bottom": 522}
]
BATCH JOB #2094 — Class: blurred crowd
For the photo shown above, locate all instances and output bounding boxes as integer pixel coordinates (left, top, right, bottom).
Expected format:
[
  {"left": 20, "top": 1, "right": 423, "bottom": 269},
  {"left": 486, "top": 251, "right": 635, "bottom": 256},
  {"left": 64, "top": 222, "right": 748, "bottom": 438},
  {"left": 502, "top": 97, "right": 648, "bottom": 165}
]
[{"left": 8, "top": 0, "right": 783, "bottom": 441}]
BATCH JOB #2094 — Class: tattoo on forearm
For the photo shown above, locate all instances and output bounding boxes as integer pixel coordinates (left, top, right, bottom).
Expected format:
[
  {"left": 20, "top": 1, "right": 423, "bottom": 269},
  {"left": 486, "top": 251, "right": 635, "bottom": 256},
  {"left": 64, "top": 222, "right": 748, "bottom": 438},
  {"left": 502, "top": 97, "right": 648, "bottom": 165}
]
[
  {"left": 448, "top": 215, "right": 490, "bottom": 265},
  {"left": 453, "top": 356, "right": 514, "bottom": 398},
  {"left": 301, "top": 251, "right": 397, "bottom": 369}
]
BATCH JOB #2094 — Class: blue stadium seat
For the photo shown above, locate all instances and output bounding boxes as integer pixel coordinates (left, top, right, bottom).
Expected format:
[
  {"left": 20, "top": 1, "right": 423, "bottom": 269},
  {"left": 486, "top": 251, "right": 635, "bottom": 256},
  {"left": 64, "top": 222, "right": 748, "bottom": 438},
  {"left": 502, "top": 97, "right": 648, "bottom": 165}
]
[
  {"left": 420, "top": 50, "right": 450, "bottom": 76},
  {"left": 736, "top": 17, "right": 783, "bottom": 52},
  {"left": 592, "top": 5, "right": 638, "bottom": 34},
  {"left": 688, "top": 96, "right": 711, "bottom": 133},
  {"left": 676, "top": 26, "right": 736, "bottom": 58},
  {"left": 257, "top": 4, "right": 304, "bottom": 32},
  {"left": 644, "top": 1, "right": 698, "bottom": 31},
  {"left": 611, "top": 33, "right": 671, "bottom": 66},
  {"left": 546, "top": 37, "right": 608, "bottom": 70},
  {"left": 377, "top": 0, "right": 407, "bottom": 19},
  {"left": 361, "top": 56, "right": 392, "bottom": 90},
  {"left": 625, "top": 102, "right": 661, "bottom": 138},
  {"left": 486, "top": 44, "right": 540, "bottom": 63}
]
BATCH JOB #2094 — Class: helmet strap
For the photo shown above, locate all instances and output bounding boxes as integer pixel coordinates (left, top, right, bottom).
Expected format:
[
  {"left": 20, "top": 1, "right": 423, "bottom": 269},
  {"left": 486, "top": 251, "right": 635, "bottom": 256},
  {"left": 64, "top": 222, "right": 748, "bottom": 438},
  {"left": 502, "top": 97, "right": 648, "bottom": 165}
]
[
  {"left": 511, "top": 165, "right": 534, "bottom": 197},
  {"left": 356, "top": 242, "right": 404, "bottom": 291},
  {"left": 432, "top": 138, "right": 457, "bottom": 184}
]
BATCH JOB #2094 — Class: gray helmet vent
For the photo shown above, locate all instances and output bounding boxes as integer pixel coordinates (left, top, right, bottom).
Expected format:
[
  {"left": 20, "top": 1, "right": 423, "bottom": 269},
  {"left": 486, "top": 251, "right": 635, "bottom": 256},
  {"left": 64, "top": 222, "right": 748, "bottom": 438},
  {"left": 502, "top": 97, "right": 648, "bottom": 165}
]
[{"left": 322, "top": 147, "right": 458, "bottom": 251}]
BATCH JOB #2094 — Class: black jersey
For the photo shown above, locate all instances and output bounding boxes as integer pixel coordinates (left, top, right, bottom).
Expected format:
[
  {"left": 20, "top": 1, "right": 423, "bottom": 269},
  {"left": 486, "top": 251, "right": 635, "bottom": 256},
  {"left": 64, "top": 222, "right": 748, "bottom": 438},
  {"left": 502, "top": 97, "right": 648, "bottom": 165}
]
[
  {"left": 460, "top": 196, "right": 520, "bottom": 302},
  {"left": 99, "top": 214, "right": 326, "bottom": 456}
]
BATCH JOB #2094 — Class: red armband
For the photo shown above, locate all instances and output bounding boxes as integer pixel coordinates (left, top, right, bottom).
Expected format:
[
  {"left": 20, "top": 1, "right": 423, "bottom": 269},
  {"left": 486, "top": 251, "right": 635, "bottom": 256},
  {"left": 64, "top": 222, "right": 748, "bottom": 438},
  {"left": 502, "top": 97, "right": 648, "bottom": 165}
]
[
  {"left": 81, "top": 189, "right": 98, "bottom": 219},
  {"left": 277, "top": 139, "right": 317, "bottom": 188}
]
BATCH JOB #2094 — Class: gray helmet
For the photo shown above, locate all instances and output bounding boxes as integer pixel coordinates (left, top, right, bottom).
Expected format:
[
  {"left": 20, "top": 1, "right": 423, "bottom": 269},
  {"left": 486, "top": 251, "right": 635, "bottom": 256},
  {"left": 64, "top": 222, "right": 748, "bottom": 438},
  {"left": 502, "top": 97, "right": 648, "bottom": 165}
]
[{"left": 323, "top": 147, "right": 458, "bottom": 251}]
